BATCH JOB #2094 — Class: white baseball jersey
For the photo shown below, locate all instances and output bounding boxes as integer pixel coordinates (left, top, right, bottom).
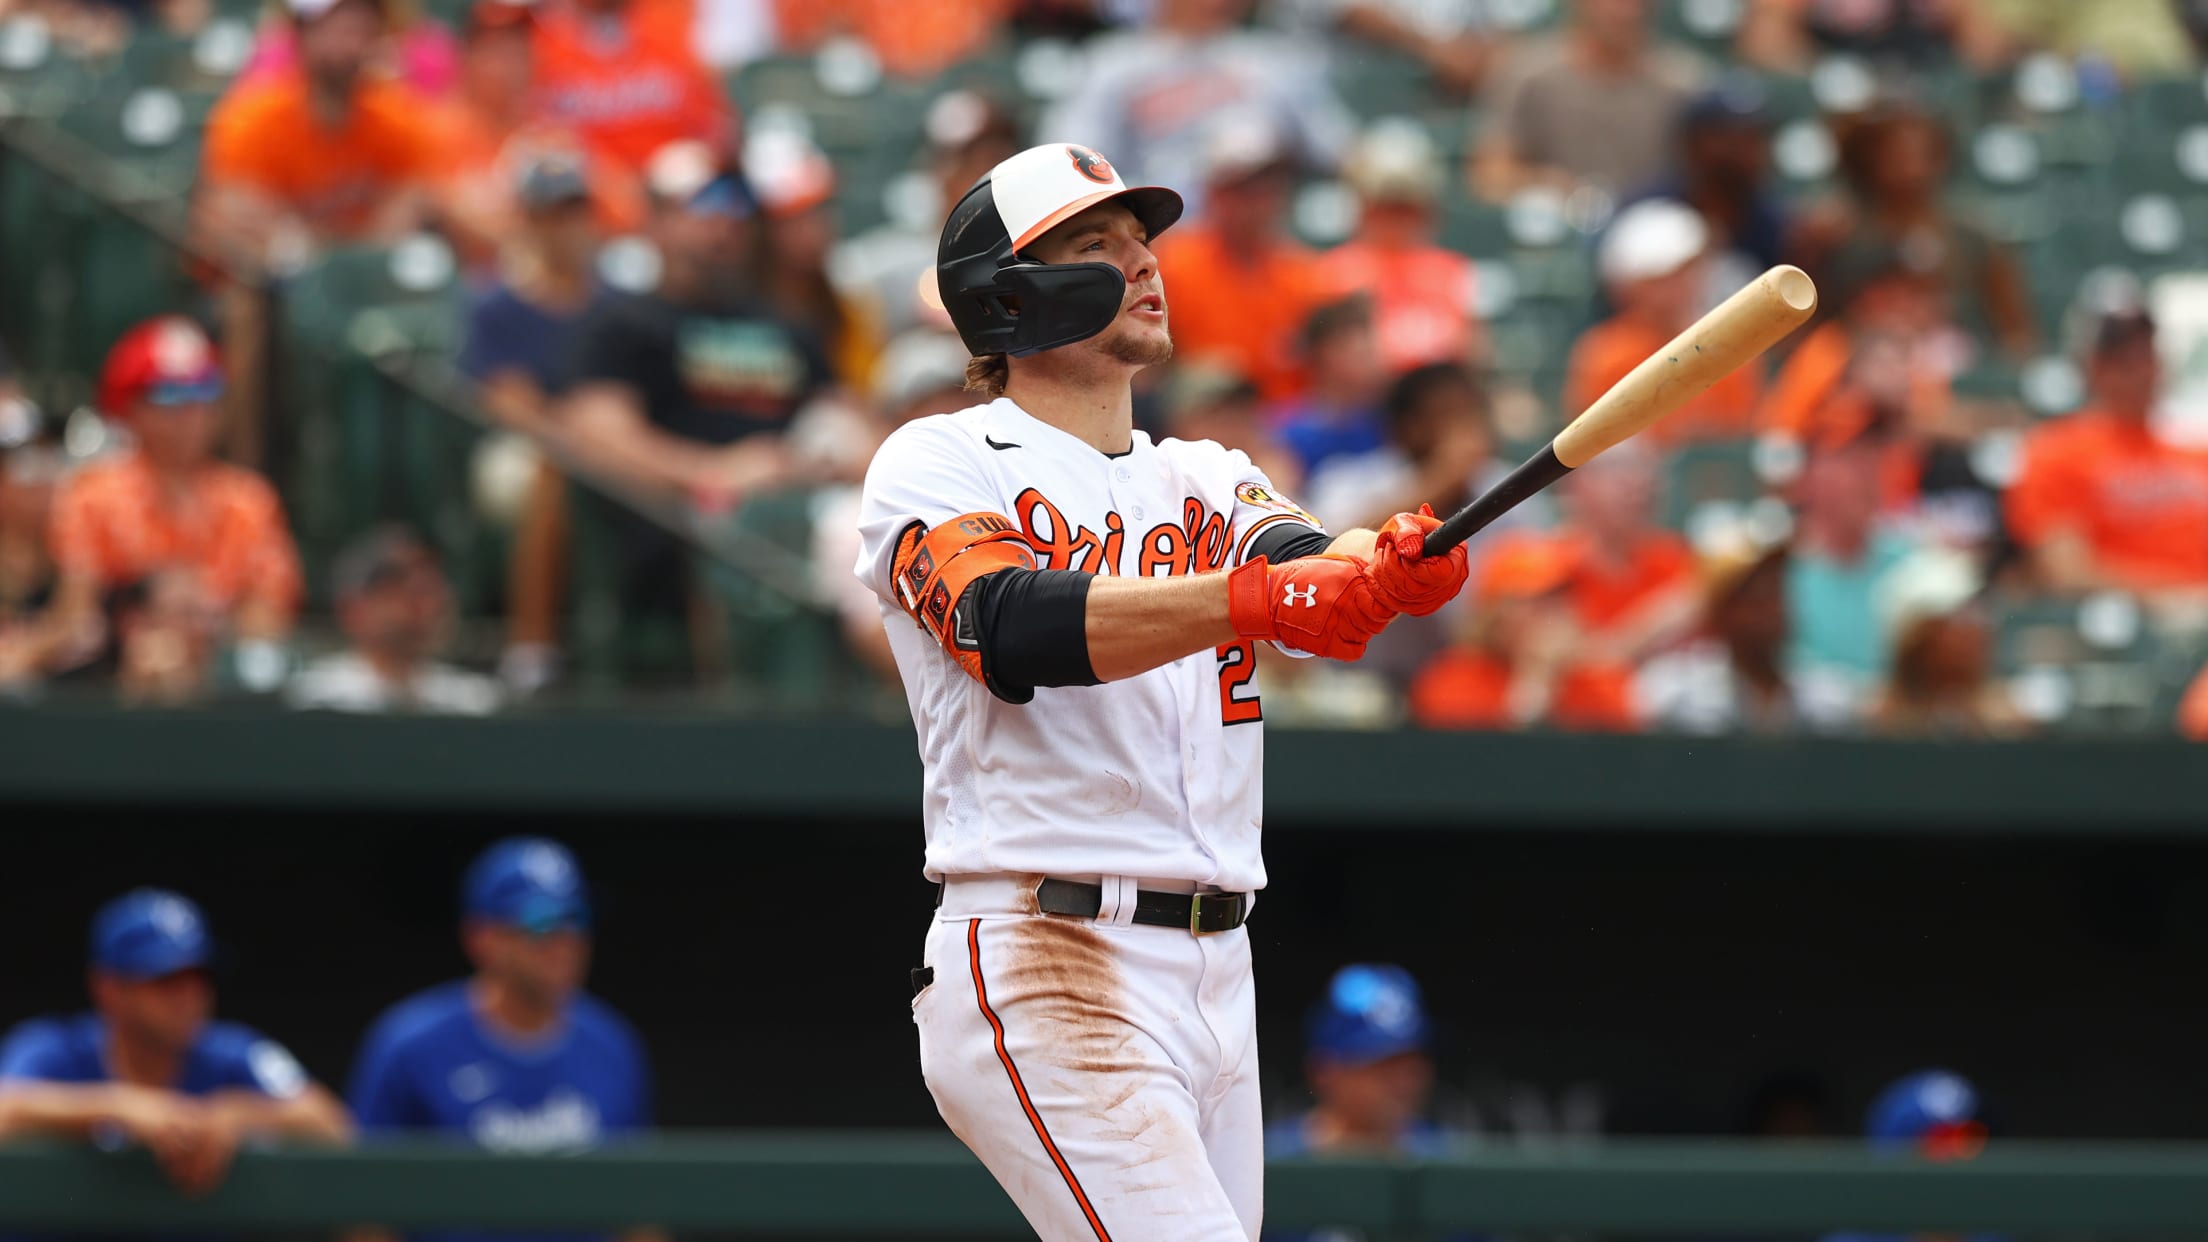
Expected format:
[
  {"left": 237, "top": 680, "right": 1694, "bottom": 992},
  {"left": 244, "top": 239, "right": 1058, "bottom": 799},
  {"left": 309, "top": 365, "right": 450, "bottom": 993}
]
[{"left": 854, "top": 396, "right": 1326, "bottom": 893}]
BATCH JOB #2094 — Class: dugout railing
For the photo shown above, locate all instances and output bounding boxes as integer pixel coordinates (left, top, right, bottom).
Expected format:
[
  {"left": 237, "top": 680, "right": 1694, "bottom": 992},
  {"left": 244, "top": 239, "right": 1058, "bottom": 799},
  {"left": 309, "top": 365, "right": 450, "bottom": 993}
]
[{"left": 3, "top": 1135, "right": 2207, "bottom": 1237}]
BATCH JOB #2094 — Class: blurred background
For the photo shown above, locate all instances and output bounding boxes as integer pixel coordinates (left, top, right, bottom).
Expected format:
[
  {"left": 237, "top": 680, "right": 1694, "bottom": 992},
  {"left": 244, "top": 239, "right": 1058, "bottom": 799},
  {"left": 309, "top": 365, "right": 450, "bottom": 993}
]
[{"left": 3, "top": 0, "right": 2208, "bottom": 1237}]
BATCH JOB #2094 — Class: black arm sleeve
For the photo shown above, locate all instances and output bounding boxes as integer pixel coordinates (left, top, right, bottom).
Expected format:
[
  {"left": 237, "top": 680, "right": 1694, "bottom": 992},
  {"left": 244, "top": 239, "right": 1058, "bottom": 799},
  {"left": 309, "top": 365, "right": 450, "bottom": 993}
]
[
  {"left": 1246, "top": 522, "right": 1333, "bottom": 564},
  {"left": 966, "top": 568, "right": 1099, "bottom": 705}
]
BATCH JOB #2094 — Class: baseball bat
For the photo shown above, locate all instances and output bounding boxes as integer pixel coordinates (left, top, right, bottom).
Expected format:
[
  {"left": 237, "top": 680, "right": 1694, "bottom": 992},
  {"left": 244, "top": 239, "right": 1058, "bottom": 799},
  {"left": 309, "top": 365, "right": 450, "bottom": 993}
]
[{"left": 1421, "top": 264, "right": 1819, "bottom": 557}]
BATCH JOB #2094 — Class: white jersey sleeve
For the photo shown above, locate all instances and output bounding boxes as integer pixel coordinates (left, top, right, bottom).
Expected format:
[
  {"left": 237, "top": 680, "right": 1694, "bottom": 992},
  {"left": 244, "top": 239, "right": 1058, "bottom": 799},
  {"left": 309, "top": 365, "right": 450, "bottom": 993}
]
[{"left": 852, "top": 415, "right": 1001, "bottom": 604}]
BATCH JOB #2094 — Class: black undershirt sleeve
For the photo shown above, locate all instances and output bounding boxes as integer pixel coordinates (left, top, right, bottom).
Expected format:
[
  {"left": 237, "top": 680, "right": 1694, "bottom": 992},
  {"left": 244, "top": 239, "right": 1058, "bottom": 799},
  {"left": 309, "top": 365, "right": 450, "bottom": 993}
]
[
  {"left": 1246, "top": 522, "right": 1333, "bottom": 565},
  {"left": 966, "top": 568, "right": 1099, "bottom": 704}
]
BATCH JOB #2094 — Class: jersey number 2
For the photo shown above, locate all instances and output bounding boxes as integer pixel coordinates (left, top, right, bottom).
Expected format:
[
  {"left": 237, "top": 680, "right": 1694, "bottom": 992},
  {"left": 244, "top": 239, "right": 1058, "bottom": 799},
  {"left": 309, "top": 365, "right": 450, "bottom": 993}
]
[{"left": 1216, "top": 641, "right": 1261, "bottom": 726}]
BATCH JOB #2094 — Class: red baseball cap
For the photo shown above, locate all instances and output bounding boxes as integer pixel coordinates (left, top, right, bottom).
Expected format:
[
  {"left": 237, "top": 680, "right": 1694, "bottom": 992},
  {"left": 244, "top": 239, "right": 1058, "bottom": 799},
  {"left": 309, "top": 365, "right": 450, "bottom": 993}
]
[{"left": 97, "top": 317, "right": 225, "bottom": 418}]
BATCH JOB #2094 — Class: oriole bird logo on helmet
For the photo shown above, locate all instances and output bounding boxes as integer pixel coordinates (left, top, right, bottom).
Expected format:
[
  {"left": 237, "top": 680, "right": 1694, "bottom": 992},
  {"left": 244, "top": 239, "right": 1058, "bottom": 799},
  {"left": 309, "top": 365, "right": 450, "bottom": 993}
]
[{"left": 1068, "top": 145, "right": 1115, "bottom": 184}]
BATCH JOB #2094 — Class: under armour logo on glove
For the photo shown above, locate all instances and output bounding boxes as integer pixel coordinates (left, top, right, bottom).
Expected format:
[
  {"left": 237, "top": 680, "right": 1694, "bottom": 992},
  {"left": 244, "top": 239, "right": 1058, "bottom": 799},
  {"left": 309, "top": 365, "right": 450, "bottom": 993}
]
[{"left": 1228, "top": 555, "right": 1397, "bottom": 662}]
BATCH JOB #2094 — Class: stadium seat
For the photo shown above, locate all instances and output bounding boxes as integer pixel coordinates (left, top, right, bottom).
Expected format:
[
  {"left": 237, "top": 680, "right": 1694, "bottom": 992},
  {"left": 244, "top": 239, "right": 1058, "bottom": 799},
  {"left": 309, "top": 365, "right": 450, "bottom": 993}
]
[{"left": 1660, "top": 439, "right": 1762, "bottom": 532}]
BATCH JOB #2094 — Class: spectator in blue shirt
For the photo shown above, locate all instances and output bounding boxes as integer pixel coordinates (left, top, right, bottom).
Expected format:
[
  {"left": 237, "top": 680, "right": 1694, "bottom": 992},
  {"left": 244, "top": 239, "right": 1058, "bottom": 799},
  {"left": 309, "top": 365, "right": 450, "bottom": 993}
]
[
  {"left": 459, "top": 149, "right": 601, "bottom": 434},
  {"left": 1275, "top": 297, "right": 1392, "bottom": 481},
  {"left": 0, "top": 889, "right": 351, "bottom": 1194},
  {"left": 1265, "top": 965, "right": 1466, "bottom": 1242},
  {"left": 348, "top": 837, "right": 655, "bottom": 1242}
]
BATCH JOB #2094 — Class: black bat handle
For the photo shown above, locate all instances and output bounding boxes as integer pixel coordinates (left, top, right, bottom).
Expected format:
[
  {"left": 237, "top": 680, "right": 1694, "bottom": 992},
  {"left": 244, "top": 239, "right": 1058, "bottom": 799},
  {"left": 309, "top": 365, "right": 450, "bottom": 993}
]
[{"left": 1420, "top": 444, "right": 1573, "bottom": 557}]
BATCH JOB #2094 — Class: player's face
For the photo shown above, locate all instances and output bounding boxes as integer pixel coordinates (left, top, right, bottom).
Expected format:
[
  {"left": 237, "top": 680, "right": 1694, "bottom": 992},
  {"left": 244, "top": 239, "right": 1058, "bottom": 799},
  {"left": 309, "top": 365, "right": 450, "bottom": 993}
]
[
  {"left": 475, "top": 924, "right": 590, "bottom": 1004},
  {"left": 1310, "top": 1050, "right": 1433, "bottom": 1142},
  {"left": 94, "top": 969, "right": 214, "bottom": 1054},
  {"left": 1028, "top": 203, "right": 1172, "bottom": 369}
]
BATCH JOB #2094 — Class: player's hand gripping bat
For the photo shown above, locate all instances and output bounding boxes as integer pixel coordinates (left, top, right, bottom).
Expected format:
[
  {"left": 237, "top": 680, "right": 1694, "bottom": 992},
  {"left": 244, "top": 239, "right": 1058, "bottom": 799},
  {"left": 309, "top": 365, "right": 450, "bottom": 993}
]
[{"left": 1420, "top": 264, "right": 1819, "bottom": 558}]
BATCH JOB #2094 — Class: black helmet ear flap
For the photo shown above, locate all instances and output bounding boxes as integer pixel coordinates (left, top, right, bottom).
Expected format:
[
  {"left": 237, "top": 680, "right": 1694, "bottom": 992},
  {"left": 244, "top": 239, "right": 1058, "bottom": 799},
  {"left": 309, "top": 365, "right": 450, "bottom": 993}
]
[{"left": 993, "top": 262, "right": 1127, "bottom": 357}]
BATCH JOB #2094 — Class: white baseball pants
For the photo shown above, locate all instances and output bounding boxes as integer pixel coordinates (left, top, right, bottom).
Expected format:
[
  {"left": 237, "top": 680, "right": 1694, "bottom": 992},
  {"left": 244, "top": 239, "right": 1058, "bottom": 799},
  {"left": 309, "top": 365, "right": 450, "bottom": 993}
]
[{"left": 913, "top": 874, "right": 1263, "bottom": 1241}]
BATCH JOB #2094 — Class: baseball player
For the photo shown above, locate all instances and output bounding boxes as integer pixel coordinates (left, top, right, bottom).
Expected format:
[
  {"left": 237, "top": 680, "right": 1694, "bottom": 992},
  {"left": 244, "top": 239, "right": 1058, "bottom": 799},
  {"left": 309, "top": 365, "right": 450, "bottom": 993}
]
[
  {"left": 854, "top": 142, "right": 1471, "bottom": 1241},
  {"left": 1824, "top": 1070, "right": 1997, "bottom": 1242},
  {"left": 0, "top": 889, "right": 351, "bottom": 1194},
  {"left": 347, "top": 838, "right": 655, "bottom": 1242}
]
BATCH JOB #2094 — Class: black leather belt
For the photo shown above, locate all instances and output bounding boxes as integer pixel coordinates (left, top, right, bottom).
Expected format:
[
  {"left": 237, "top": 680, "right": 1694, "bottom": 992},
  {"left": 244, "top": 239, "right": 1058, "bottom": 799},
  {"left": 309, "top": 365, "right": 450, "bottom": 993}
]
[
  {"left": 1037, "top": 878, "right": 1250, "bottom": 934},
  {"left": 934, "top": 877, "right": 1252, "bottom": 933}
]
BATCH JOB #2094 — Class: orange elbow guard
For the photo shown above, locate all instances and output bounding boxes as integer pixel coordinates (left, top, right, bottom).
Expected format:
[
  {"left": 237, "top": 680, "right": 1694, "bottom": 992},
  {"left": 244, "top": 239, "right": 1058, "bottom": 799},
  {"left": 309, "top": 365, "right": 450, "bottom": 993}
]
[{"left": 889, "top": 512, "right": 1039, "bottom": 680}]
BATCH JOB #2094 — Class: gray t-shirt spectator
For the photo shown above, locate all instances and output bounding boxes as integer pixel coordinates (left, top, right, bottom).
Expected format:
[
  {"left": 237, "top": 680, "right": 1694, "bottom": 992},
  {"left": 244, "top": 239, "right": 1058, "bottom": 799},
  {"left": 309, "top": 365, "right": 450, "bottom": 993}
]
[
  {"left": 1481, "top": 35, "right": 1703, "bottom": 195},
  {"left": 1038, "top": 26, "right": 1354, "bottom": 218}
]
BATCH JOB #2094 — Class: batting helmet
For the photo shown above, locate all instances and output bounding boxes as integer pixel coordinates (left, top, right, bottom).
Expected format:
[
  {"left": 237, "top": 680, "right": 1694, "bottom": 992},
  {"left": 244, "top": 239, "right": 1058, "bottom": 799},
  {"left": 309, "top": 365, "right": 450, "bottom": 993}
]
[{"left": 935, "top": 143, "right": 1182, "bottom": 359}]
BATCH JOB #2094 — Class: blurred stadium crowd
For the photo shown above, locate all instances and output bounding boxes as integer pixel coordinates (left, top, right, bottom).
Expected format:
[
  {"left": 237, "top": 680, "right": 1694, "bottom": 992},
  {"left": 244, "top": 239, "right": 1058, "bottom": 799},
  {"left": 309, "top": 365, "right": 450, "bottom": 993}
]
[
  {"left": 0, "top": 855, "right": 2000, "bottom": 1242},
  {"left": 5, "top": 0, "right": 2208, "bottom": 736}
]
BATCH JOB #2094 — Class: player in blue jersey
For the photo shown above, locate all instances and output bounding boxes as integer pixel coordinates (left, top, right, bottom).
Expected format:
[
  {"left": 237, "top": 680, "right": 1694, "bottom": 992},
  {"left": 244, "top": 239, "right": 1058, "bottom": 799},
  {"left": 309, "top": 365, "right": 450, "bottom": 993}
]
[
  {"left": 1264, "top": 965, "right": 1465, "bottom": 1242},
  {"left": 0, "top": 889, "right": 351, "bottom": 1193},
  {"left": 1824, "top": 1070, "right": 2001, "bottom": 1242},
  {"left": 348, "top": 837, "right": 656, "bottom": 1242}
]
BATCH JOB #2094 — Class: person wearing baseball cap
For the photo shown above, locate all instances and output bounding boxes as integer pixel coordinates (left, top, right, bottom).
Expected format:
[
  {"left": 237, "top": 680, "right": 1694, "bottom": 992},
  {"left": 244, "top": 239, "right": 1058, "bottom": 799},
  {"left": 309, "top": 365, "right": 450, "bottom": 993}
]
[
  {"left": 1269, "top": 966, "right": 1456, "bottom": 1159},
  {"left": 1568, "top": 198, "right": 1764, "bottom": 445},
  {"left": 1318, "top": 123, "right": 1484, "bottom": 375},
  {"left": 1821, "top": 1071, "right": 1998, "bottom": 1242},
  {"left": 556, "top": 141, "right": 830, "bottom": 672},
  {"left": 36, "top": 317, "right": 301, "bottom": 687},
  {"left": 2007, "top": 305, "right": 2208, "bottom": 600},
  {"left": 868, "top": 135, "right": 1462, "bottom": 1241},
  {"left": 0, "top": 890, "right": 350, "bottom": 1194},
  {"left": 1145, "top": 110, "right": 1333, "bottom": 403},
  {"left": 349, "top": 838, "right": 654, "bottom": 1242}
]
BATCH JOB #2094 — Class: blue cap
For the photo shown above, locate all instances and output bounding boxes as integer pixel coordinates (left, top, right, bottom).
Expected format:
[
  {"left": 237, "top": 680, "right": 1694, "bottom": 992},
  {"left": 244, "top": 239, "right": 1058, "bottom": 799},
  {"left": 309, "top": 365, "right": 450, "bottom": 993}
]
[
  {"left": 464, "top": 837, "right": 591, "bottom": 933},
  {"left": 89, "top": 889, "right": 213, "bottom": 979},
  {"left": 1307, "top": 964, "right": 1429, "bottom": 1065},
  {"left": 686, "top": 172, "right": 756, "bottom": 220},
  {"left": 1867, "top": 1070, "right": 1982, "bottom": 1148}
]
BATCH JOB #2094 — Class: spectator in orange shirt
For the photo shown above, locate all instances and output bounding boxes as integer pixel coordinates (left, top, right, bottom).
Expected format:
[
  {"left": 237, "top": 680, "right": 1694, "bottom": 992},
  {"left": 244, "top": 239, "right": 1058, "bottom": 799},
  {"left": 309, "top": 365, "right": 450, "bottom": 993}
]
[
  {"left": 432, "top": 0, "right": 648, "bottom": 267},
  {"left": 434, "top": 0, "right": 547, "bottom": 264},
  {"left": 1552, "top": 443, "right": 1700, "bottom": 666},
  {"left": 531, "top": 0, "right": 731, "bottom": 176},
  {"left": 1410, "top": 531, "right": 1636, "bottom": 731},
  {"left": 1760, "top": 246, "right": 1971, "bottom": 510},
  {"left": 1149, "top": 114, "right": 1330, "bottom": 404},
  {"left": 2180, "top": 661, "right": 2208, "bottom": 741},
  {"left": 771, "top": 0, "right": 1012, "bottom": 80},
  {"left": 41, "top": 319, "right": 302, "bottom": 694},
  {"left": 1569, "top": 198, "right": 1762, "bottom": 442},
  {"left": 199, "top": 0, "right": 440, "bottom": 264},
  {"left": 239, "top": 0, "right": 463, "bottom": 99},
  {"left": 2005, "top": 308, "right": 2208, "bottom": 598},
  {"left": 1318, "top": 123, "right": 1484, "bottom": 375}
]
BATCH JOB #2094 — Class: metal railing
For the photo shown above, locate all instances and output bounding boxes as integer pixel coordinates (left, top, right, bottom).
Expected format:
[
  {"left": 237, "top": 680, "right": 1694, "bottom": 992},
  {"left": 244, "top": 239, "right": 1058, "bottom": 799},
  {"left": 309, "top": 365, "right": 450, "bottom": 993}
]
[{"left": 4, "top": 1136, "right": 2207, "bottom": 1237}]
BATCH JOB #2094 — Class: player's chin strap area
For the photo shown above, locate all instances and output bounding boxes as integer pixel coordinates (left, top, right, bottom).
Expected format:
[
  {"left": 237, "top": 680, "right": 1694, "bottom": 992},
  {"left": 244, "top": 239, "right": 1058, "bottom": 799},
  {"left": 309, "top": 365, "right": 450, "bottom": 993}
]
[{"left": 936, "top": 876, "right": 1251, "bottom": 934}]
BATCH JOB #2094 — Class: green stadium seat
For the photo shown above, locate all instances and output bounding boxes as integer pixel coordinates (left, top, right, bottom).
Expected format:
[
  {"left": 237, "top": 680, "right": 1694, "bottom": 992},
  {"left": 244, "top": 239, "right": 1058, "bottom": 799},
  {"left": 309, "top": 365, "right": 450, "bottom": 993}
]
[
  {"left": 1660, "top": 439, "right": 1761, "bottom": 531},
  {"left": 1330, "top": 46, "right": 1434, "bottom": 122}
]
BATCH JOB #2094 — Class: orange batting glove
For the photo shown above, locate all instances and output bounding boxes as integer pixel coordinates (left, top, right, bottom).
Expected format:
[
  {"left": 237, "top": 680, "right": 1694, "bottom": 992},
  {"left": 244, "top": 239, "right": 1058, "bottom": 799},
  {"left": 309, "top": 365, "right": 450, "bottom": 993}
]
[
  {"left": 1226, "top": 555, "right": 1397, "bottom": 661},
  {"left": 1369, "top": 505, "right": 1470, "bottom": 616}
]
